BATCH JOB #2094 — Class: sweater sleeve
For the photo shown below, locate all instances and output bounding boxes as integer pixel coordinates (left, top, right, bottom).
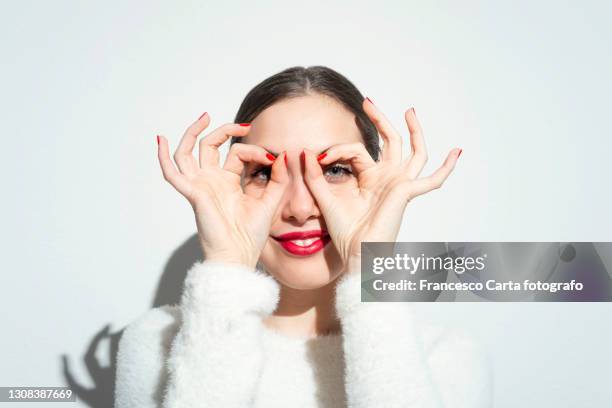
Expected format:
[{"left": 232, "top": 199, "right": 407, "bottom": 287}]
[
  {"left": 161, "top": 260, "right": 280, "bottom": 408},
  {"left": 115, "top": 305, "right": 181, "bottom": 408},
  {"left": 335, "top": 271, "right": 492, "bottom": 408}
]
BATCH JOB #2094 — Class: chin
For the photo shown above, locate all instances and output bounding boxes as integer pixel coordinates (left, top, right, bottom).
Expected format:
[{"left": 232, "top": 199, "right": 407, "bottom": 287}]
[{"left": 260, "top": 241, "right": 344, "bottom": 290}]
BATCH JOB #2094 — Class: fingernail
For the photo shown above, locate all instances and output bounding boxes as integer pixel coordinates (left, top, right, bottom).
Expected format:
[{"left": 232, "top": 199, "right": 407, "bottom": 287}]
[
  {"left": 156, "top": 135, "right": 160, "bottom": 145},
  {"left": 366, "top": 96, "right": 374, "bottom": 105},
  {"left": 266, "top": 153, "right": 275, "bottom": 162},
  {"left": 198, "top": 111, "right": 208, "bottom": 120},
  {"left": 284, "top": 152, "right": 288, "bottom": 167},
  {"left": 300, "top": 150, "right": 305, "bottom": 161},
  {"left": 458, "top": 148, "right": 463, "bottom": 158},
  {"left": 239, "top": 123, "right": 251, "bottom": 127},
  {"left": 317, "top": 152, "right": 327, "bottom": 161}
]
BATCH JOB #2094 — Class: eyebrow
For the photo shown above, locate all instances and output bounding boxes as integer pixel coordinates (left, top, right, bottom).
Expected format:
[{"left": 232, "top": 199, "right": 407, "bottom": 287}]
[{"left": 264, "top": 147, "right": 330, "bottom": 157}]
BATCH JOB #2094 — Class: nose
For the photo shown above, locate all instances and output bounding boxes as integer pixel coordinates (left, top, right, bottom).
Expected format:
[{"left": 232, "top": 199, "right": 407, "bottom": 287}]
[{"left": 281, "top": 151, "right": 321, "bottom": 224}]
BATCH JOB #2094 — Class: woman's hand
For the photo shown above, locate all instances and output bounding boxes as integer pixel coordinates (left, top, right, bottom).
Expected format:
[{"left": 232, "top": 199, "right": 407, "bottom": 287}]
[
  {"left": 156, "top": 113, "right": 289, "bottom": 269},
  {"left": 303, "top": 102, "right": 461, "bottom": 275}
]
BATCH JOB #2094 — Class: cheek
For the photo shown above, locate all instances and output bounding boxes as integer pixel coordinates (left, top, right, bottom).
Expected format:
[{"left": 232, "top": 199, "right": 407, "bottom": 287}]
[{"left": 328, "top": 177, "right": 360, "bottom": 196}]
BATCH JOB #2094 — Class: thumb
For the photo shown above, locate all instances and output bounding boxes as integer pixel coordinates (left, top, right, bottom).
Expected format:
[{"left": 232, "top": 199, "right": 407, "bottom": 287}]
[
  {"left": 261, "top": 151, "right": 289, "bottom": 214},
  {"left": 302, "top": 148, "right": 335, "bottom": 213}
]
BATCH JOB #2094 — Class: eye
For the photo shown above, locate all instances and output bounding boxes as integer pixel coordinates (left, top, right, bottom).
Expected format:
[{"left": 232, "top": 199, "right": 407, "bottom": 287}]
[
  {"left": 249, "top": 165, "right": 272, "bottom": 184},
  {"left": 324, "top": 163, "right": 353, "bottom": 182},
  {"left": 246, "top": 162, "right": 353, "bottom": 185}
]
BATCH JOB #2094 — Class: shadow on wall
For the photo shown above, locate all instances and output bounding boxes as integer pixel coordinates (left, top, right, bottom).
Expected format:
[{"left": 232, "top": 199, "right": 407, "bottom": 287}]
[{"left": 60, "top": 234, "right": 201, "bottom": 407}]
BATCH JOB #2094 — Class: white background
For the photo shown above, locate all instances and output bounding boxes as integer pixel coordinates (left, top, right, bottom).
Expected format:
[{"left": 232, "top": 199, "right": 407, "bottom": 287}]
[{"left": 1, "top": 0, "right": 611, "bottom": 406}]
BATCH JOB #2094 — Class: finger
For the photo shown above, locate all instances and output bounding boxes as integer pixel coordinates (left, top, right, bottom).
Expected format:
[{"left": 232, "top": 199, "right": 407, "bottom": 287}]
[
  {"left": 260, "top": 151, "right": 290, "bottom": 213},
  {"left": 223, "top": 143, "right": 276, "bottom": 176},
  {"left": 317, "top": 142, "right": 376, "bottom": 174},
  {"left": 363, "top": 97, "right": 402, "bottom": 165},
  {"left": 403, "top": 107, "right": 428, "bottom": 179},
  {"left": 405, "top": 148, "right": 461, "bottom": 199},
  {"left": 302, "top": 148, "right": 336, "bottom": 211},
  {"left": 174, "top": 112, "right": 211, "bottom": 175},
  {"left": 157, "top": 135, "right": 192, "bottom": 196},
  {"left": 199, "top": 123, "right": 252, "bottom": 168}
]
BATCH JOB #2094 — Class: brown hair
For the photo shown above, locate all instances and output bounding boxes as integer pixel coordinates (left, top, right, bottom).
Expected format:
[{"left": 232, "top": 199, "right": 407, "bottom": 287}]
[{"left": 231, "top": 66, "right": 380, "bottom": 160}]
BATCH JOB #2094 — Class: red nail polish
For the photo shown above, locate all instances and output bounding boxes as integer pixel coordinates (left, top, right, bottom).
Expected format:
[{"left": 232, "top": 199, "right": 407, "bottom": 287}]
[
  {"left": 458, "top": 148, "right": 463, "bottom": 158},
  {"left": 284, "top": 152, "right": 288, "bottom": 167},
  {"left": 198, "top": 111, "right": 208, "bottom": 120},
  {"left": 366, "top": 96, "right": 374, "bottom": 105},
  {"left": 300, "top": 150, "right": 305, "bottom": 161},
  {"left": 317, "top": 152, "right": 327, "bottom": 161},
  {"left": 239, "top": 123, "right": 251, "bottom": 127},
  {"left": 266, "top": 153, "right": 275, "bottom": 161},
  {"left": 156, "top": 135, "right": 160, "bottom": 145}
]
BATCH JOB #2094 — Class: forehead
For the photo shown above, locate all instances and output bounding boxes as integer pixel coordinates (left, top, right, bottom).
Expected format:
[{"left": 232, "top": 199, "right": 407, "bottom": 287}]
[{"left": 242, "top": 94, "right": 362, "bottom": 154}]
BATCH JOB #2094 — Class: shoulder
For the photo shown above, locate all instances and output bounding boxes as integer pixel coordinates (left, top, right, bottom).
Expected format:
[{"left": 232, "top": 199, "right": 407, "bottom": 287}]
[
  {"left": 115, "top": 305, "right": 182, "bottom": 407},
  {"left": 118, "top": 304, "right": 182, "bottom": 356},
  {"left": 419, "top": 324, "right": 493, "bottom": 408}
]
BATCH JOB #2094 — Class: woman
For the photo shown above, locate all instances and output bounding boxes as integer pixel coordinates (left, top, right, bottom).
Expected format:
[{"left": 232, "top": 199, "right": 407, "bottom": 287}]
[{"left": 115, "top": 66, "right": 492, "bottom": 407}]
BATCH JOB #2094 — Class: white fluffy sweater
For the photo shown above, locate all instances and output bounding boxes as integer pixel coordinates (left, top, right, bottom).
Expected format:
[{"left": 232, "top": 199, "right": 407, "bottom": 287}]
[{"left": 115, "top": 260, "right": 492, "bottom": 407}]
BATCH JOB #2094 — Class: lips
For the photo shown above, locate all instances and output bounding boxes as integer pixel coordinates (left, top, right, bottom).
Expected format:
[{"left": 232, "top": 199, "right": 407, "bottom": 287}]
[{"left": 272, "top": 230, "right": 331, "bottom": 256}]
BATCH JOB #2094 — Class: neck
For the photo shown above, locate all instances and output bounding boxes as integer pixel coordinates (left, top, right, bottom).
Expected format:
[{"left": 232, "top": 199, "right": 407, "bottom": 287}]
[{"left": 263, "top": 278, "right": 341, "bottom": 339}]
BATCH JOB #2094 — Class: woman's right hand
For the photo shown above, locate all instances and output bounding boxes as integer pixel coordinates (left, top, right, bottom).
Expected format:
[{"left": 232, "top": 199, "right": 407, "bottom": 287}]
[{"left": 156, "top": 112, "right": 289, "bottom": 269}]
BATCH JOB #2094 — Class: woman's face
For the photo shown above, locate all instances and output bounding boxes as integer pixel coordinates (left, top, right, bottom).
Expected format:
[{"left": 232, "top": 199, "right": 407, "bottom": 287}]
[{"left": 241, "top": 93, "right": 364, "bottom": 290}]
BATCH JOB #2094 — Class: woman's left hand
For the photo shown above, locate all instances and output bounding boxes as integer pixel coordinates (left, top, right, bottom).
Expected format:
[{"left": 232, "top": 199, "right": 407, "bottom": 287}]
[{"left": 303, "top": 100, "right": 461, "bottom": 275}]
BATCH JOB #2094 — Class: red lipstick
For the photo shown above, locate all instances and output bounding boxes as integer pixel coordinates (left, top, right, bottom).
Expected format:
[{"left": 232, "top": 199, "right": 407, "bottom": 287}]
[{"left": 272, "top": 229, "right": 331, "bottom": 256}]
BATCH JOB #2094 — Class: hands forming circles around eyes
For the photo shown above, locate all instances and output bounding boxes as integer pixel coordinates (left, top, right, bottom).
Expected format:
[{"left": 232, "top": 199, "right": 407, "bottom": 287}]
[
  {"left": 156, "top": 101, "right": 461, "bottom": 274},
  {"left": 301, "top": 100, "right": 461, "bottom": 275},
  {"left": 156, "top": 113, "right": 289, "bottom": 269}
]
